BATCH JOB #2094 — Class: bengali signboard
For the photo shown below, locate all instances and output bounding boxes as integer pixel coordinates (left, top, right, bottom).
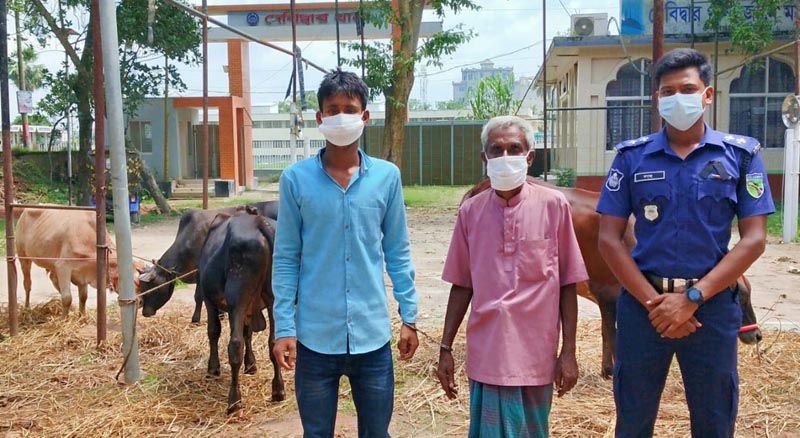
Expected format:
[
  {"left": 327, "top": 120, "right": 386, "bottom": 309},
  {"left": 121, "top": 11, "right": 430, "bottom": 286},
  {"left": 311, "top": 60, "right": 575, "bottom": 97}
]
[
  {"left": 620, "top": 0, "right": 797, "bottom": 36},
  {"left": 211, "top": 7, "right": 441, "bottom": 42}
]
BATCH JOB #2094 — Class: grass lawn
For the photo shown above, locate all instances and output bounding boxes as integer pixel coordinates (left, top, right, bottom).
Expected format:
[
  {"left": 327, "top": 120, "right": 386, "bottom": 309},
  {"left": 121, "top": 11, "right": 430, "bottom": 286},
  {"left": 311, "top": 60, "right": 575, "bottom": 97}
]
[
  {"left": 402, "top": 185, "right": 471, "bottom": 209},
  {"left": 766, "top": 202, "right": 800, "bottom": 242}
]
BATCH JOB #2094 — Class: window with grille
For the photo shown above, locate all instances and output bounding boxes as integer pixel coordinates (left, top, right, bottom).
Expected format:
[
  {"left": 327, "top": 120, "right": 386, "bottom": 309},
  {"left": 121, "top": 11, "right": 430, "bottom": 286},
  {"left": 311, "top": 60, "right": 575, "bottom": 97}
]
[
  {"left": 606, "top": 59, "right": 653, "bottom": 150},
  {"left": 729, "top": 57, "right": 795, "bottom": 149},
  {"left": 129, "top": 121, "right": 152, "bottom": 153}
]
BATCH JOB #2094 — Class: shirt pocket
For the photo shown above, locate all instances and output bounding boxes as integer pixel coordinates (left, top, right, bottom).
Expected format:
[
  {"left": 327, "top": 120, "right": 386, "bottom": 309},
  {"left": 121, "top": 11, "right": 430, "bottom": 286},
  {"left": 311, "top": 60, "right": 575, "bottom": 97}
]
[
  {"left": 696, "top": 179, "right": 737, "bottom": 226},
  {"left": 631, "top": 180, "right": 671, "bottom": 225},
  {"left": 517, "top": 238, "right": 555, "bottom": 283},
  {"left": 353, "top": 201, "right": 384, "bottom": 242}
]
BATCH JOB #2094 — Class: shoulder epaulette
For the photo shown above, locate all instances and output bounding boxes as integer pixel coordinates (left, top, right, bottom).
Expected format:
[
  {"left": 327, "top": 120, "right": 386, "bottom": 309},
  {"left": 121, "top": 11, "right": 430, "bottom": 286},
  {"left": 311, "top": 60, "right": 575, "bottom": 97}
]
[
  {"left": 615, "top": 135, "right": 655, "bottom": 154},
  {"left": 720, "top": 133, "right": 761, "bottom": 156}
]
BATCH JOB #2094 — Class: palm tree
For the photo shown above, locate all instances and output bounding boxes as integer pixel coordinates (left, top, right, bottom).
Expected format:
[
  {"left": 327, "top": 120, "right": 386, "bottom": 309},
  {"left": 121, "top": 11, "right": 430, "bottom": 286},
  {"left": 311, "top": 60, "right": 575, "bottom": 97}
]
[{"left": 9, "top": 46, "right": 46, "bottom": 92}]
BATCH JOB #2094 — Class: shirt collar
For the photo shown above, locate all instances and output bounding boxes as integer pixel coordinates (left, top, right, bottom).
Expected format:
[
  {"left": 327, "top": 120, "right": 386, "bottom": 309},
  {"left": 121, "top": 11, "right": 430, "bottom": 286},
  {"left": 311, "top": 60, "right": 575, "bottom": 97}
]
[
  {"left": 492, "top": 181, "right": 531, "bottom": 207},
  {"left": 316, "top": 147, "right": 371, "bottom": 175},
  {"left": 645, "top": 123, "right": 724, "bottom": 155}
]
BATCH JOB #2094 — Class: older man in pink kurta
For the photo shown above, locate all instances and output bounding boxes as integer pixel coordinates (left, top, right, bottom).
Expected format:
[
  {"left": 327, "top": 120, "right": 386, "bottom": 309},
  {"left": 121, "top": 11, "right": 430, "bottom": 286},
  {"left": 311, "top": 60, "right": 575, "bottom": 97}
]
[{"left": 437, "top": 116, "right": 588, "bottom": 438}]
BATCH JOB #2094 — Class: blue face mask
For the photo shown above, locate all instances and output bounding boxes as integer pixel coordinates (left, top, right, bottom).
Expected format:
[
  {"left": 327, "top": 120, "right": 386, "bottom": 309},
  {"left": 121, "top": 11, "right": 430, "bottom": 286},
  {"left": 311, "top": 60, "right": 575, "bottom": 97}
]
[{"left": 658, "top": 87, "right": 709, "bottom": 131}]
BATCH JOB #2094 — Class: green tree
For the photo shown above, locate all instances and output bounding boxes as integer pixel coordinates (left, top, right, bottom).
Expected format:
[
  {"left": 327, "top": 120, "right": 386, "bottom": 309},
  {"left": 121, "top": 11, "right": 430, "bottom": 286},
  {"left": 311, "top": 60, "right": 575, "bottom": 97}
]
[
  {"left": 436, "top": 100, "right": 467, "bottom": 110},
  {"left": 469, "top": 73, "right": 520, "bottom": 120},
  {"left": 342, "top": 0, "right": 478, "bottom": 169},
  {"left": 279, "top": 91, "right": 318, "bottom": 113},
  {"left": 408, "top": 98, "right": 432, "bottom": 111},
  {"left": 26, "top": 0, "right": 201, "bottom": 205},
  {"left": 9, "top": 46, "right": 46, "bottom": 92},
  {"left": 705, "top": 0, "right": 794, "bottom": 56},
  {"left": 13, "top": 113, "right": 50, "bottom": 126}
]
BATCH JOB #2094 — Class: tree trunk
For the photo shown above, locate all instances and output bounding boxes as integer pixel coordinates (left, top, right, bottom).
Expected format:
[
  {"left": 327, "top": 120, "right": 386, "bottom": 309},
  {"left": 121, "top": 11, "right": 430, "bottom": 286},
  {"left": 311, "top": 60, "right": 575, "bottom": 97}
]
[
  {"left": 73, "top": 8, "right": 97, "bottom": 206},
  {"left": 138, "top": 155, "right": 174, "bottom": 215},
  {"left": 381, "top": 0, "right": 425, "bottom": 170}
]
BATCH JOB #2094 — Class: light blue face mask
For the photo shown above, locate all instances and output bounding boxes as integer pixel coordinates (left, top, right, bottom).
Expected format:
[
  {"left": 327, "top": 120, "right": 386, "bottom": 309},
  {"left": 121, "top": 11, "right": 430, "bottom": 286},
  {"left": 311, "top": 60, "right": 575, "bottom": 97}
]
[{"left": 658, "top": 87, "right": 709, "bottom": 131}]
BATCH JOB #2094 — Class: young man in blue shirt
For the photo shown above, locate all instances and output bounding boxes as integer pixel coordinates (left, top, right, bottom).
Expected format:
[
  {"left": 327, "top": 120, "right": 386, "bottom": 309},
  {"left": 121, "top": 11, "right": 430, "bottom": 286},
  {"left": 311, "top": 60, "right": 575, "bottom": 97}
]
[
  {"left": 272, "top": 69, "right": 419, "bottom": 438},
  {"left": 597, "top": 48, "right": 774, "bottom": 437}
]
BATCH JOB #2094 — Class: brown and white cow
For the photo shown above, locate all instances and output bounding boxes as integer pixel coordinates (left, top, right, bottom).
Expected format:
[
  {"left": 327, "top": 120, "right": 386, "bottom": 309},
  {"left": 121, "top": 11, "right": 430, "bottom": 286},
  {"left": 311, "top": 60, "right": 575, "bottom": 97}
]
[{"left": 15, "top": 208, "right": 146, "bottom": 317}]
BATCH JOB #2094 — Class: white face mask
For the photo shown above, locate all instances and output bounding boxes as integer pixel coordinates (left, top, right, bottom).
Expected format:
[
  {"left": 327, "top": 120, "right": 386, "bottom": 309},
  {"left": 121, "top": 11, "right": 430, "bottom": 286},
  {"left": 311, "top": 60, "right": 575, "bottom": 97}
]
[
  {"left": 318, "top": 113, "right": 365, "bottom": 147},
  {"left": 486, "top": 153, "right": 530, "bottom": 191},
  {"left": 658, "top": 88, "right": 708, "bottom": 131}
]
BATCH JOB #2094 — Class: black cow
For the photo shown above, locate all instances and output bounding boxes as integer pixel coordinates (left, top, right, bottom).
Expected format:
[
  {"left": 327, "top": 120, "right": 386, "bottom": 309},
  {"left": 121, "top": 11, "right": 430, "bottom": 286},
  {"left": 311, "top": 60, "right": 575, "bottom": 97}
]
[
  {"left": 198, "top": 206, "right": 284, "bottom": 413},
  {"left": 139, "top": 201, "right": 279, "bottom": 321}
]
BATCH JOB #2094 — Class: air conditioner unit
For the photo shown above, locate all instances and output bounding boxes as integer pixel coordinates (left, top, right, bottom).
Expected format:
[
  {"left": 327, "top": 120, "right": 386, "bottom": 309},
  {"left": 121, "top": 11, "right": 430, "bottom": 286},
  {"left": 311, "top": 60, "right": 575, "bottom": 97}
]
[{"left": 571, "top": 13, "right": 608, "bottom": 37}]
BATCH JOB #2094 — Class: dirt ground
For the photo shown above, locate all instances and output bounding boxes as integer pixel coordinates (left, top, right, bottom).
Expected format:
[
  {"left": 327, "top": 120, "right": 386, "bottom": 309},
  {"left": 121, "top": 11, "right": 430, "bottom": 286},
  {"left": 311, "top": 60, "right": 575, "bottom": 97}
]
[{"left": 2, "top": 193, "right": 800, "bottom": 436}]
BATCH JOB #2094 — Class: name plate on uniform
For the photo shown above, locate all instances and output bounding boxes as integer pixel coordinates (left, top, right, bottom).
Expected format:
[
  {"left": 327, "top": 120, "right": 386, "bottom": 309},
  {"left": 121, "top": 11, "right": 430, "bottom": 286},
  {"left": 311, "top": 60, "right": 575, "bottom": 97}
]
[{"left": 634, "top": 171, "right": 666, "bottom": 183}]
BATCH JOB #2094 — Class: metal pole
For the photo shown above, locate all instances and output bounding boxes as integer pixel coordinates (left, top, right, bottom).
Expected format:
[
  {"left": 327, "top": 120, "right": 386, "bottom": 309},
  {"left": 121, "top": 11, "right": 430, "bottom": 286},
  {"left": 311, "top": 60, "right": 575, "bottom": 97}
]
[
  {"left": 418, "top": 124, "right": 423, "bottom": 185},
  {"left": 651, "top": 0, "right": 664, "bottom": 131},
  {"left": 59, "top": 0, "right": 73, "bottom": 205},
  {"left": 92, "top": 0, "right": 107, "bottom": 344},
  {"left": 359, "top": 0, "right": 365, "bottom": 78},
  {"left": 202, "top": 0, "right": 208, "bottom": 210},
  {"left": 713, "top": 28, "right": 720, "bottom": 129},
  {"left": 690, "top": 0, "right": 695, "bottom": 49},
  {"left": 14, "top": 9, "right": 27, "bottom": 149},
  {"left": 450, "top": 119, "right": 454, "bottom": 185},
  {"left": 163, "top": 56, "right": 169, "bottom": 180},
  {"left": 2, "top": 0, "right": 19, "bottom": 337},
  {"left": 335, "top": 0, "right": 341, "bottom": 66},
  {"left": 289, "top": 0, "right": 298, "bottom": 164},
  {"left": 100, "top": 0, "right": 140, "bottom": 383},
  {"left": 542, "top": 0, "right": 547, "bottom": 182}
]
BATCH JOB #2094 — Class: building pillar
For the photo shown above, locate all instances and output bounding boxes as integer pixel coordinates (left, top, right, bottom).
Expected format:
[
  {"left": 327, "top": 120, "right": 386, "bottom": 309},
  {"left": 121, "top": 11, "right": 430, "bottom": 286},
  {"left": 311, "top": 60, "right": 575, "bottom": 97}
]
[{"left": 227, "top": 39, "right": 254, "bottom": 189}]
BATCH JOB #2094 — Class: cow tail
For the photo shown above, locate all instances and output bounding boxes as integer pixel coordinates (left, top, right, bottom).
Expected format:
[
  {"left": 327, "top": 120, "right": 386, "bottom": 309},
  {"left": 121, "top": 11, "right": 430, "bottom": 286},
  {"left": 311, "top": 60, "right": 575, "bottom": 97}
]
[{"left": 257, "top": 218, "right": 276, "bottom": 254}]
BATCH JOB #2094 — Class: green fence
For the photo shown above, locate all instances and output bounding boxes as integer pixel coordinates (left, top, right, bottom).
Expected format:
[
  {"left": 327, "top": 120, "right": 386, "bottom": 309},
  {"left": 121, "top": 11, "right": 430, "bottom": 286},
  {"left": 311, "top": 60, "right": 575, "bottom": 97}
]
[{"left": 362, "top": 121, "right": 485, "bottom": 186}]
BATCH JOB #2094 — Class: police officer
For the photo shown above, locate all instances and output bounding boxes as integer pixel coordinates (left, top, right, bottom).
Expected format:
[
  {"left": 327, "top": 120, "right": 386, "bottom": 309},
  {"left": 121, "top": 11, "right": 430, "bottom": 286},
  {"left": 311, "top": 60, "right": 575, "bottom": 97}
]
[{"left": 596, "top": 48, "right": 775, "bottom": 438}]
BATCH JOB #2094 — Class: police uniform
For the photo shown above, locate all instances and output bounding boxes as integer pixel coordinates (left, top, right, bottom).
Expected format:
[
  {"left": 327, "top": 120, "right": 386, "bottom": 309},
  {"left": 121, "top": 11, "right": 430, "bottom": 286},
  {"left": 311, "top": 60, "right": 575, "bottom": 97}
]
[{"left": 596, "top": 124, "right": 775, "bottom": 438}]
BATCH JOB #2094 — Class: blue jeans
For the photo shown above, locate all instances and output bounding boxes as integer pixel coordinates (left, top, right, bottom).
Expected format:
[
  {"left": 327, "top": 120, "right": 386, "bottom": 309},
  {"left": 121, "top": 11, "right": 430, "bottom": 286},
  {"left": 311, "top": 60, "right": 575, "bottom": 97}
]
[
  {"left": 614, "top": 289, "right": 741, "bottom": 438},
  {"left": 295, "top": 341, "right": 394, "bottom": 438}
]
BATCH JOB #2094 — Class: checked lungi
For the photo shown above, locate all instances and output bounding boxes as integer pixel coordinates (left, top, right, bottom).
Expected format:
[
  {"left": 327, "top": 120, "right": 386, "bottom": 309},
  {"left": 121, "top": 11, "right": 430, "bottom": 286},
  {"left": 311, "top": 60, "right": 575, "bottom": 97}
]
[{"left": 468, "top": 380, "right": 553, "bottom": 438}]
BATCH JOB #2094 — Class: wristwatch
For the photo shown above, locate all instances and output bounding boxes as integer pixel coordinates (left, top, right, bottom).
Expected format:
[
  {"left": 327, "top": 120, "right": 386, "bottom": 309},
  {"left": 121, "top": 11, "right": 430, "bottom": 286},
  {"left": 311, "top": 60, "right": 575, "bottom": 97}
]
[{"left": 686, "top": 286, "right": 705, "bottom": 306}]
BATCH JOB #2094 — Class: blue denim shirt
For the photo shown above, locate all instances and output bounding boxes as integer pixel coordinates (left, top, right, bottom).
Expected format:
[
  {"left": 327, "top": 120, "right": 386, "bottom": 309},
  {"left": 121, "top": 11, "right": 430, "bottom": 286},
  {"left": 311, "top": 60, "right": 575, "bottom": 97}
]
[
  {"left": 597, "top": 125, "right": 775, "bottom": 279},
  {"left": 272, "top": 148, "right": 418, "bottom": 355}
]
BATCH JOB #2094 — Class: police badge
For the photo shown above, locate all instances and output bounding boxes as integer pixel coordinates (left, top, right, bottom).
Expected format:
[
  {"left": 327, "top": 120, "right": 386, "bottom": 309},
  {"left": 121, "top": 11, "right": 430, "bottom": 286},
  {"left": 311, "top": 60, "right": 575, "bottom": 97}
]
[
  {"left": 746, "top": 173, "right": 765, "bottom": 199},
  {"left": 644, "top": 204, "right": 659, "bottom": 222},
  {"left": 606, "top": 168, "right": 624, "bottom": 192}
]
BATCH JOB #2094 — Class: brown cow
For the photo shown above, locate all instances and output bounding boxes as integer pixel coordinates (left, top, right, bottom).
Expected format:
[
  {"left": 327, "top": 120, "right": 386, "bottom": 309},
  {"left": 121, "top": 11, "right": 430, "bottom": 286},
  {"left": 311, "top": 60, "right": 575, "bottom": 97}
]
[
  {"left": 15, "top": 208, "right": 146, "bottom": 317},
  {"left": 464, "top": 177, "right": 761, "bottom": 378}
]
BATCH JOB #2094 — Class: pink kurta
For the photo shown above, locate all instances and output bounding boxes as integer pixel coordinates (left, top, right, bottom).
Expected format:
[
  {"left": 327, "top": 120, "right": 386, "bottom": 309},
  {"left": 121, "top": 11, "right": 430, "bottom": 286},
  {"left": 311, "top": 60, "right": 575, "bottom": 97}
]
[{"left": 442, "top": 183, "right": 588, "bottom": 386}]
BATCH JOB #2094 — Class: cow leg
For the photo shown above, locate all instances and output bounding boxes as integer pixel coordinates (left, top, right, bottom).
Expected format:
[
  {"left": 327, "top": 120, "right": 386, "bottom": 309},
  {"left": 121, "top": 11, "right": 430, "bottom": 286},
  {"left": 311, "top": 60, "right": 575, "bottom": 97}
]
[
  {"left": 20, "top": 259, "right": 32, "bottom": 309},
  {"left": 594, "top": 282, "right": 619, "bottom": 379},
  {"left": 78, "top": 283, "right": 89, "bottom": 316},
  {"left": 55, "top": 266, "right": 73, "bottom": 318},
  {"left": 266, "top": 292, "right": 285, "bottom": 402},
  {"left": 243, "top": 323, "right": 257, "bottom": 375},
  {"left": 206, "top": 304, "right": 222, "bottom": 378},
  {"left": 192, "top": 287, "right": 203, "bottom": 325},
  {"left": 227, "top": 308, "right": 245, "bottom": 414}
]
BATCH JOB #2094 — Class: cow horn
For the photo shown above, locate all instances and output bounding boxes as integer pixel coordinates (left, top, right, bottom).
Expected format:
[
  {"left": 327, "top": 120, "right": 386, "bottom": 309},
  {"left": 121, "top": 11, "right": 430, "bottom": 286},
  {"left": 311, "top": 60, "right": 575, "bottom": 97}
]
[{"left": 139, "top": 266, "right": 156, "bottom": 282}]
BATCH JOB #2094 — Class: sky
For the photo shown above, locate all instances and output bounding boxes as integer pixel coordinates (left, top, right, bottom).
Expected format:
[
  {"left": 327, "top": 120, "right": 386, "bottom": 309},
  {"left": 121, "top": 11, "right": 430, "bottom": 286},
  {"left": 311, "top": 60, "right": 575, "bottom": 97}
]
[{"left": 8, "top": 0, "right": 622, "bottom": 122}]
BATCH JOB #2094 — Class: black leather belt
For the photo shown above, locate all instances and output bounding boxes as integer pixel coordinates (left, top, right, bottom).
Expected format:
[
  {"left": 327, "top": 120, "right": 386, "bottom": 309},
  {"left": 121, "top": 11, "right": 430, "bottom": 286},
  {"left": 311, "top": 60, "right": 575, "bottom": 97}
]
[{"left": 644, "top": 273, "right": 697, "bottom": 293}]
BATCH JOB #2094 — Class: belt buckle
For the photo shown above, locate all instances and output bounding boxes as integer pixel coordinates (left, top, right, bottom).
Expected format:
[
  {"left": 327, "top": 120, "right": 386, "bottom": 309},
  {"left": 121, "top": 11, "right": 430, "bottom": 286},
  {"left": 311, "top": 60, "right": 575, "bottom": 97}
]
[{"left": 662, "top": 278, "right": 689, "bottom": 293}]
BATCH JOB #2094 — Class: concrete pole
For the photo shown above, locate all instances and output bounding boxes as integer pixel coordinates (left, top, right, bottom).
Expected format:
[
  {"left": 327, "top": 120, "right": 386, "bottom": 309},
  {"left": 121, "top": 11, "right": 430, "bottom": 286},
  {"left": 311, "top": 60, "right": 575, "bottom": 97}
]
[
  {"left": 202, "top": 0, "right": 209, "bottom": 210},
  {"left": 2, "top": 0, "right": 19, "bottom": 337},
  {"left": 14, "top": 9, "right": 27, "bottom": 149},
  {"left": 99, "top": 0, "right": 140, "bottom": 383},
  {"left": 784, "top": 126, "right": 799, "bottom": 243},
  {"left": 92, "top": 0, "right": 107, "bottom": 344}
]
